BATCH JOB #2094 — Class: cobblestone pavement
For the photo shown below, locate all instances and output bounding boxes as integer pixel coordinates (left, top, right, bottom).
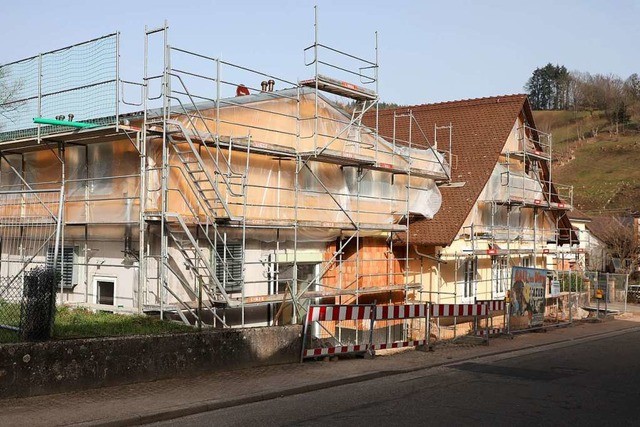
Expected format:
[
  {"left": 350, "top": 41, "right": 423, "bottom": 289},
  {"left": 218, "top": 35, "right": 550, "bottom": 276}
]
[{"left": 1, "top": 315, "right": 639, "bottom": 427}]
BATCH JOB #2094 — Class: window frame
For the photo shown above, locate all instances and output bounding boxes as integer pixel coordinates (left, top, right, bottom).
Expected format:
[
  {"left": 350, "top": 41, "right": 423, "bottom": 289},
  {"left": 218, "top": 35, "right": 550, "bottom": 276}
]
[
  {"left": 460, "top": 256, "right": 477, "bottom": 304},
  {"left": 492, "top": 256, "right": 509, "bottom": 298}
]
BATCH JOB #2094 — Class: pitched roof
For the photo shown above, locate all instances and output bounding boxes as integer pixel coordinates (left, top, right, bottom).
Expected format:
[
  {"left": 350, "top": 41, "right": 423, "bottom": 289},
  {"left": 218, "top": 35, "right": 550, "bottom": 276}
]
[
  {"left": 364, "top": 95, "right": 530, "bottom": 246},
  {"left": 155, "top": 88, "right": 571, "bottom": 248},
  {"left": 567, "top": 209, "right": 592, "bottom": 222},
  {"left": 586, "top": 215, "right": 632, "bottom": 243}
]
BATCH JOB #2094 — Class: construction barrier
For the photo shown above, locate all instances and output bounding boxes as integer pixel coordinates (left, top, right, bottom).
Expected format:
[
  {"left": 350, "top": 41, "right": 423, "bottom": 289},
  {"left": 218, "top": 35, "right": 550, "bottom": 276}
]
[
  {"left": 301, "top": 304, "right": 376, "bottom": 361},
  {"left": 372, "top": 304, "right": 430, "bottom": 351},
  {"left": 473, "top": 300, "right": 507, "bottom": 338},
  {"left": 301, "top": 301, "right": 507, "bottom": 360},
  {"left": 429, "top": 303, "right": 487, "bottom": 317}
]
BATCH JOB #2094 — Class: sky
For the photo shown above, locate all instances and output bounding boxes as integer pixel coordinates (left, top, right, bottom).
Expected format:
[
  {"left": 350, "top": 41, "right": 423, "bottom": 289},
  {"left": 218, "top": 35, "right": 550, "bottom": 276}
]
[{"left": 1, "top": 0, "right": 639, "bottom": 106}]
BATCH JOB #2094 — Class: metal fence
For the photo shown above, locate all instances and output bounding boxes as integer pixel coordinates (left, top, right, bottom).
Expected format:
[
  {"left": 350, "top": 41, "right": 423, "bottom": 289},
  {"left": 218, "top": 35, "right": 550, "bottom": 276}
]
[
  {"left": 0, "top": 267, "right": 58, "bottom": 342},
  {"left": 301, "top": 302, "right": 505, "bottom": 359},
  {"left": 0, "top": 33, "right": 118, "bottom": 141},
  {"left": 584, "top": 271, "right": 629, "bottom": 315}
]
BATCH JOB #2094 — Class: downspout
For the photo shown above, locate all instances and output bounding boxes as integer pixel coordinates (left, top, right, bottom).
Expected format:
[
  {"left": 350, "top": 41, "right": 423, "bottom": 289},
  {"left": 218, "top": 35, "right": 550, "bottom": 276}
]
[
  {"left": 414, "top": 245, "right": 448, "bottom": 264},
  {"left": 413, "top": 245, "right": 448, "bottom": 301}
]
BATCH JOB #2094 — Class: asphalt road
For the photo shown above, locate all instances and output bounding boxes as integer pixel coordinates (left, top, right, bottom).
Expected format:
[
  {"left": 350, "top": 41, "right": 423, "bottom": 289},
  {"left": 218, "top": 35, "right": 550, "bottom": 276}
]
[{"left": 150, "top": 329, "right": 640, "bottom": 426}]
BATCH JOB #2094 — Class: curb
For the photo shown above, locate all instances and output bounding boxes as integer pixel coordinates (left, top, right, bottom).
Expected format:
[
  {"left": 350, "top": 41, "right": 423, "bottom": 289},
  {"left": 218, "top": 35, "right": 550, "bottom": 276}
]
[{"left": 85, "top": 322, "right": 640, "bottom": 426}]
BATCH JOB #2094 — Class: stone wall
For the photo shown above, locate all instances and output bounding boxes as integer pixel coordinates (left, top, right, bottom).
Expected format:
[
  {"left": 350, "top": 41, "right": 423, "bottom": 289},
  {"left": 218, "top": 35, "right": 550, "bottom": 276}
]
[{"left": 0, "top": 325, "right": 302, "bottom": 398}]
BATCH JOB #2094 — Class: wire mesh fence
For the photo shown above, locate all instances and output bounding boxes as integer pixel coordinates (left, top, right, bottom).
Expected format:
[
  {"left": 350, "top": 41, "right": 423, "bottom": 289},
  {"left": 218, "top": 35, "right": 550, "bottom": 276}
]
[
  {"left": 0, "top": 190, "right": 60, "bottom": 280},
  {"left": 605, "top": 273, "right": 627, "bottom": 304},
  {"left": 0, "top": 33, "right": 118, "bottom": 141},
  {"left": 583, "top": 271, "right": 629, "bottom": 313},
  {"left": 0, "top": 267, "right": 58, "bottom": 342}
]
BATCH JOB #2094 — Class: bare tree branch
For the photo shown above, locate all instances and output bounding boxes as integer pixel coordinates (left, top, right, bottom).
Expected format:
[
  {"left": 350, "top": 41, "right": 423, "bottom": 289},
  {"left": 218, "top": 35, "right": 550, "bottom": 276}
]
[
  {"left": 0, "top": 67, "right": 26, "bottom": 126},
  {"left": 597, "top": 216, "right": 640, "bottom": 273}
]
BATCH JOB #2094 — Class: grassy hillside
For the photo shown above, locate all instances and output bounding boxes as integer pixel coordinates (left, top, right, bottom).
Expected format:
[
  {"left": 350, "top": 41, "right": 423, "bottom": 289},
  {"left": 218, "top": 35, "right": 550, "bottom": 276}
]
[{"left": 533, "top": 110, "right": 640, "bottom": 214}]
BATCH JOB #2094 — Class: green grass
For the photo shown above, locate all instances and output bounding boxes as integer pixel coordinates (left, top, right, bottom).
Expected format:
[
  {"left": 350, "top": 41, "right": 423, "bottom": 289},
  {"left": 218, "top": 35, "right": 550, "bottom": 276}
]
[
  {"left": 534, "top": 110, "right": 609, "bottom": 155},
  {"left": 0, "top": 305, "right": 195, "bottom": 343},
  {"left": 53, "top": 306, "right": 194, "bottom": 339},
  {"left": 553, "top": 132, "right": 640, "bottom": 212},
  {"left": 533, "top": 110, "right": 640, "bottom": 213}
]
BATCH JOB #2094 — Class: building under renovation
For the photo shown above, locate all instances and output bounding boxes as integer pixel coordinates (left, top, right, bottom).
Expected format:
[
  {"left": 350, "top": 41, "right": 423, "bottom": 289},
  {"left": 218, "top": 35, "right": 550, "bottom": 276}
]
[
  {"left": 366, "top": 96, "right": 578, "bottom": 333},
  {"left": 0, "top": 22, "right": 451, "bottom": 330}
]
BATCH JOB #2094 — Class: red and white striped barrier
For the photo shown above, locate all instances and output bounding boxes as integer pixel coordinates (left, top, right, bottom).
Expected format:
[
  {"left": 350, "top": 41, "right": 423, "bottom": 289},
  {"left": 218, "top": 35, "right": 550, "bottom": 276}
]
[
  {"left": 371, "top": 340, "right": 426, "bottom": 350},
  {"left": 475, "top": 328, "right": 505, "bottom": 337},
  {"left": 429, "top": 303, "right": 487, "bottom": 318},
  {"left": 482, "top": 300, "right": 506, "bottom": 312},
  {"left": 306, "top": 305, "right": 374, "bottom": 322},
  {"left": 375, "top": 304, "right": 428, "bottom": 320},
  {"left": 302, "top": 300, "right": 507, "bottom": 360},
  {"left": 303, "top": 344, "right": 370, "bottom": 358}
]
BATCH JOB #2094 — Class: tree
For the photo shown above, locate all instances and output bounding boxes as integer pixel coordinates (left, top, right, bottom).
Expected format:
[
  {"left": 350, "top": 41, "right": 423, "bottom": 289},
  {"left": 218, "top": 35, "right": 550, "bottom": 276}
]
[
  {"left": 525, "top": 63, "right": 571, "bottom": 110},
  {"left": 0, "top": 67, "right": 25, "bottom": 129},
  {"left": 598, "top": 216, "right": 640, "bottom": 274},
  {"left": 571, "top": 72, "right": 631, "bottom": 130},
  {"left": 624, "top": 73, "right": 640, "bottom": 118}
]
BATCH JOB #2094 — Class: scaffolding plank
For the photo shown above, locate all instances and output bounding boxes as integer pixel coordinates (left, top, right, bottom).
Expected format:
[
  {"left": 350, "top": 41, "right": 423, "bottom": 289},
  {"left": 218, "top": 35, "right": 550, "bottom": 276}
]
[
  {"left": 504, "top": 149, "right": 551, "bottom": 161},
  {"left": 238, "top": 282, "right": 421, "bottom": 305},
  {"left": 300, "top": 75, "right": 377, "bottom": 101},
  {"left": 367, "top": 163, "right": 450, "bottom": 180},
  {"left": 231, "top": 218, "right": 406, "bottom": 231},
  {"left": 0, "top": 124, "right": 138, "bottom": 153},
  {"left": 299, "top": 149, "right": 375, "bottom": 166},
  {"left": 172, "top": 131, "right": 299, "bottom": 159}
]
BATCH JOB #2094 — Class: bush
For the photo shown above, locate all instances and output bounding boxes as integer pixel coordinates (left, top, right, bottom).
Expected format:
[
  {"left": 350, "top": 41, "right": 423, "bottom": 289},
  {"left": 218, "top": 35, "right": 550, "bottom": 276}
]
[{"left": 559, "top": 272, "right": 584, "bottom": 292}]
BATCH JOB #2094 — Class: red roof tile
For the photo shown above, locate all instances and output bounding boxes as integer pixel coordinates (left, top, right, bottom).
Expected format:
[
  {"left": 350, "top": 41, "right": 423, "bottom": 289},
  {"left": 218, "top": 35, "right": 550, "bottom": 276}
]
[
  {"left": 567, "top": 209, "right": 592, "bottom": 222},
  {"left": 364, "top": 94, "right": 572, "bottom": 246}
]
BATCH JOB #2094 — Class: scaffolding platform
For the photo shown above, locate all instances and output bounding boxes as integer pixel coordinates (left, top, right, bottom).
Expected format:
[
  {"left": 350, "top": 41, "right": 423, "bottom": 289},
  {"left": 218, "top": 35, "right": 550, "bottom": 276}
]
[
  {"left": 300, "top": 149, "right": 376, "bottom": 167},
  {"left": 300, "top": 75, "right": 377, "bottom": 101},
  {"left": 239, "top": 282, "right": 421, "bottom": 305},
  {"left": 0, "top": 124, "right": 140, "bottom": 152},
  {"left": 504, "top": 149, "right": 551, "bottom": 161}
]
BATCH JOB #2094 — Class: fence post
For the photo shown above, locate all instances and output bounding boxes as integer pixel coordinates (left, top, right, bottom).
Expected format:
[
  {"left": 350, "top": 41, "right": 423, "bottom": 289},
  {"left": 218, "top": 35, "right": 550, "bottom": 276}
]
[
  {"left": 605, "top": 272, "right": 609, "bottom": 315},
  {"left": 485, "top": 302, "right": 490, "bottom": 344},
  {"left": 366, "top": 303, "right": 376, "bottom": 359},
  {"left": 426, "top": 302, "right": 432, "bottom": 351},
  {"left": 624, "top": 274, "right": 629, "bottom": 314},
  {"left": 300, "top": 308, "right": 310, "bottom": 363},
  {"left": 506, "top": 298, "right": 511, "bottom": 335}
]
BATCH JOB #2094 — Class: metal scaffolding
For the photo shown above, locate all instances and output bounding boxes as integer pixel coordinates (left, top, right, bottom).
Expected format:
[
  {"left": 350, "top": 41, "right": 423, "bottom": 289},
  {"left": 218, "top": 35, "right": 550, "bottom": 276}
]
[
  {"left": 0, "top": 10, "right": 451, "bottom": 334},
  {"left": 137, "top": 11, "right": 452, "bottom": 328}
]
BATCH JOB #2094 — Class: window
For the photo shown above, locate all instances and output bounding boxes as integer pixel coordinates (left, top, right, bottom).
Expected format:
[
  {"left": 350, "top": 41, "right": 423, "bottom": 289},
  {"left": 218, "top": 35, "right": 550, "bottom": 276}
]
[
  {"left": 215, "top": 244, "right": 243, "bottom": 293},
  {"left": 460, "top": 256, "right": 477, "bottom": 303},
  {"left": 521, "top": 256, "right": 532, "bottom": 268},
  {"left": 96, "top": 280, "right": 114, "bottom": 305},
  {"left": 46, "top": 246, "right": 77, "bottom": 289},
  {"left": 492, "top": 256, "right": 509, "bottom": 298},
  {"left": 272, "top": 262, "right": 318, "bottom": 295},
  {"left": 93, "top": 276, "right": 116, "bottom": 311}
]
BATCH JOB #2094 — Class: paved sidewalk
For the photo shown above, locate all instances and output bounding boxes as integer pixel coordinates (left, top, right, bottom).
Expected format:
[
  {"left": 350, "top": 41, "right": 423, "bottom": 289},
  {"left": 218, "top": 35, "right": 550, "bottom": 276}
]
[{"left": 1, "top": 316, "right": 639, "bottom": 427}]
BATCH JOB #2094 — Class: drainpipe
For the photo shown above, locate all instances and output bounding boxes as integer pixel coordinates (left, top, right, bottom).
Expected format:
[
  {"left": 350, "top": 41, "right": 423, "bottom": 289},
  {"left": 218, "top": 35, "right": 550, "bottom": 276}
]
[
  {"left": 414, "top": 245, "right": 447, "bottom": 264},
  {"left": 413, "top": 245, "right": 448, "bottom": 301}
]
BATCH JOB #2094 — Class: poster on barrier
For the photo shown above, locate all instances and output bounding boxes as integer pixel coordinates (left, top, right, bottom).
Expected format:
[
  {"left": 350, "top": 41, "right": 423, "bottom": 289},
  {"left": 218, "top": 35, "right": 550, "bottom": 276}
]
[{"left": 510, "top": 267, "right": 548, "bottom": 330}]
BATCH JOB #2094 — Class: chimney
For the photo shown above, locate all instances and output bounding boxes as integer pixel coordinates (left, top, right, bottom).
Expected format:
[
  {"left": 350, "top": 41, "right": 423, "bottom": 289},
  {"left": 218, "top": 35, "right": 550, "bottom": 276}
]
[
  {"left": 236, "top": 84, "right": 250, "bottom": 96},
  {"left": 261, "top": 81, "right": 268, "bottom": 92},
  {"left": 267, "top": 79, "right": 275, "bottom": 92}
]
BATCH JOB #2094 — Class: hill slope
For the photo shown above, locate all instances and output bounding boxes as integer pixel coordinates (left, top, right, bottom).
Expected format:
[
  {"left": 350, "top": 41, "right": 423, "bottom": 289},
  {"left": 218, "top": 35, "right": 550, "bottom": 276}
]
[{"left": 533, "top": 110, "right": 640, "bottom": 214}]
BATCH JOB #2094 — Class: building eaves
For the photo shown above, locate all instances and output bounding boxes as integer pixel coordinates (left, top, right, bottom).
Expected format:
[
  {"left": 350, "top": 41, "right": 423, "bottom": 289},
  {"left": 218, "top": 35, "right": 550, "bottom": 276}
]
[{"left": 364, "top": 94, "right": 529, "bottom": 247}]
